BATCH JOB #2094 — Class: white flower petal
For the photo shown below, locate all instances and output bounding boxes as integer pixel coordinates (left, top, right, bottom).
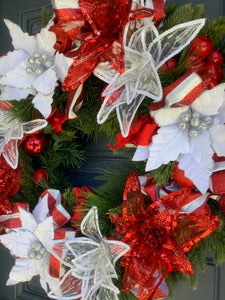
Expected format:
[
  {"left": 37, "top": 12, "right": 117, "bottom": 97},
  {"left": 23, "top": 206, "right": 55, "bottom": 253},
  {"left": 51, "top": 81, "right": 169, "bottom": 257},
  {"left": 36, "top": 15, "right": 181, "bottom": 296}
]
[
  {"left": 34, "top": 217, "right": 54, "bottom": 247},
  {"left": 106, "top": 240, "right": 130, "bottom": 265},
  {"left": 1, "top": 230, "right": 37, "bottom": 257},
  {"left": 7, "top": 258, "right": 39, "bottom": 283},
  {"left": 22, "top": 119, "right": 48, "bottom": 134},
  {"left": 32, "top": 194, "right": 51, "bottom": 223},
  {"left": 55, "top": 52, "right": 73, "bottom": 82},
  {"left": 36, "top": 27, "right": 56, "bottom": 56},
  {"left": 152, "top": 106, "right": 189, "bottom": 126},
  {"left": 209, "top": 124, "right": 225, "bottom": 156},
  {"left": 3, "top": 139, "right": 19, "bottom": 169},
  {"left": 191, "top": 83, "right": 225, "bottom": 116},
  {"left": 178, "top": 154, "right": 212, "bottom": 194},
  {"left": 81, "top": 207, "right": 102, "bottom": 241},
  {"left": 132, "top": 145, "right": 149, "bottom": 161},
  {"left": 0, "top": 49, "right": 28, "bottom": 75},
  {"left": 146, "top": 125, "right": 190, "bottom": 171},
  {"left": 32, "top": 93, "right": 53, "bottom": 118},
  {"left": 0, "top": 86, "right": 29, "bottom": 100},
  {"left": 4, "top": 19, "right": 37, "bottom": 55},
  {"left": 0, "top": 63, "right": 36, "bottom": 90},
  {"left": 32, "top": 68, "right": 57, "bottom": 95},
  {"left": 19, "top": 207, "right": 38, "bottom": 232},
  {"left": 189, "top": 131, "right": 214, "bottom": 170}
]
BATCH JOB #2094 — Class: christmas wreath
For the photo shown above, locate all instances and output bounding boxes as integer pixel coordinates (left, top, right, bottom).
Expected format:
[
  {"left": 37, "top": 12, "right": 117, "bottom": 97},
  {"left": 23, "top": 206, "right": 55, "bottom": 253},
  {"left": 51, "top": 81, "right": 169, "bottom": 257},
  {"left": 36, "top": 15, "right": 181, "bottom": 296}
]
[{"left": 1, "top": 0, "right": 225, "bottom": 299}]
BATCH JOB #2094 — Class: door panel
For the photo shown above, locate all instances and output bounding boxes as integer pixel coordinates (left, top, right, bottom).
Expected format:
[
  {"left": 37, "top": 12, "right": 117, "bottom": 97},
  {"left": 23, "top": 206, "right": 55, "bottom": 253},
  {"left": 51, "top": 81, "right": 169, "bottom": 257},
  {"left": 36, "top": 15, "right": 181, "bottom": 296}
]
[{"left": 0, "top": 0, "right": 225, "bottom": 299}]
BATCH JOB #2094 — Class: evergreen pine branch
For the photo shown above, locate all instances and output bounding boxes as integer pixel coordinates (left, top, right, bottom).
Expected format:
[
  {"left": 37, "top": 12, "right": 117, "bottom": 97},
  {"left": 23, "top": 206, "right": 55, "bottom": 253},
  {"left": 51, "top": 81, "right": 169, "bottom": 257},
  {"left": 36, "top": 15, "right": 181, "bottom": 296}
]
[
  {"left": 62, "top": 187, "right": 77, "bottom": 215},
  {"left": 53, "top": 84, "right": 69, "bottom": 112},
  {"left": 162, "top": 4, "right": 205, "bottom": 31},
  {"left": 9, "top": 98, "right": 43, "bottom": 122},
  {"left": 42, "top": 7, "right": 50, "bottom": 27},
  {"left": 151, "top": 162, "right": 175, "bottom": 186},
  {"left": 201, "top": 17, "right": 225, "bottom": 46}
]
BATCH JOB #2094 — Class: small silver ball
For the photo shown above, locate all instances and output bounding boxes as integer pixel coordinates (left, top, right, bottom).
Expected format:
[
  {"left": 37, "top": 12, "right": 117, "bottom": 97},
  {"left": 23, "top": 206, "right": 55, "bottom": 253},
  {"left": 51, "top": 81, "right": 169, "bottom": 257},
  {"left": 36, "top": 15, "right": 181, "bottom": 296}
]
[
  {"left": 199, "top": 121, "right": 208, "bottom": 131},
  {"left": 41, "top": 53, "right": 47, "bottom": 60},
  {"left": 26, "top": 66, "right": 33, "bottom": 74},
  {"left": 34, "top": 253, "right": 43, "bottom": 260},
  {"left": 191, "top": 117, "right": 200, "bottom": 127},
  {"left": 34, "top": 58, "right": 41, "bottom": 65},
  {"left": 39, "top": 247, "right": 46, "bottom": 255},
  {"left": 178, "top": 121, "right": 187, "bottom": 130},
  {"left": 32, "top": 241, "right": 41, "bottom": 250},
  {"left": 33, "top": 51, "right": 40, "bottom": 58},
  {"left": 192, "top": 112, "right": 199, "bottom": 118},
  {"left": 28, "top": 57, "right": 35, "bottom": 64},
  {"left": 45, "top": 60, "right": 51, "bottom": 67},
  {"left": 189, "top": 129, "right": 199, "bottom": 137},
  {"left": 28, "top": 250, "right": 36, "bottom": 259},
  {"left": 35, "top": 68, "right": 42, "bottom": 74},
  {"left": 181, "top": 112, "right": 191, "bottom": 122},
  {"left": 204, "top": 116, "right": 213, "bottom": 125}
]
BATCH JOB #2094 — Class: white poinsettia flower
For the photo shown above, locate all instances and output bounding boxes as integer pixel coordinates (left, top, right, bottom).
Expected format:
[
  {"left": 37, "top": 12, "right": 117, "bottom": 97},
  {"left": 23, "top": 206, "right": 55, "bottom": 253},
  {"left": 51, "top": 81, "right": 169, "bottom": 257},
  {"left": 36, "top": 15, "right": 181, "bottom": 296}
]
[
  {"left": 0, "top": 189, "right": 71, "bottom": 292},
  {"left": 0, "top": 19, "right": 73, "bottom": 118},
  {"left": 0, "top": 208, "right": 57, "bottom": 290},
  {"left": 133, "top": 80, "right": 225, "bottom": 194},
  {"left": 0, "top": 105, "right": 47, "bottom": 169},
  {"left": 48, "top": 207, "right": 130, "bottom": 300}
]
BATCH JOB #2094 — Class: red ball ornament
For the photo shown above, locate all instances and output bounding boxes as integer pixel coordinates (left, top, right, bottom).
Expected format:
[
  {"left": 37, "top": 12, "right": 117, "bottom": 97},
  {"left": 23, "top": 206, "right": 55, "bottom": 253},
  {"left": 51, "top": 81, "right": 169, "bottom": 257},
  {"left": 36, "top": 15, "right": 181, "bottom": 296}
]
[
  {"left": 205, "top": 61, "right": 224, "bottom": 82},
  {"left": 22, "top": 133, "right": 48, "bottom": 156},
  {"left": 33, "top": 169, "right": 49, "bottom": 184},
  {"left": 201, "top": 75, "right": 218, "bottom": 90},
  {"left": 206, "top": 49, "right": 223, "bottom": 65},
  {"left": 173, "top": 162, "right": 195, "bottom": 188},
  {"left": 184, "top": 55, "right": 205, "bottom": 74},
  {"left": 190, "top": 35, "right": 213, "bottom": 58},
  {"left": 159, "top": 58, "right": 178, "bottom": 72}
]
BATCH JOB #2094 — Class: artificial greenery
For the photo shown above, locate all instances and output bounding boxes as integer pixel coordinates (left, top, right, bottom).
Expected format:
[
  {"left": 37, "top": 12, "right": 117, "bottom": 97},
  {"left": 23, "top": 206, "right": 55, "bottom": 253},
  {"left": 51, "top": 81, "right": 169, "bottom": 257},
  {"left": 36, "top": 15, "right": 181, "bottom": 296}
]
[{"left": 4, "top": 3, "right": 225, "bottom": 299}]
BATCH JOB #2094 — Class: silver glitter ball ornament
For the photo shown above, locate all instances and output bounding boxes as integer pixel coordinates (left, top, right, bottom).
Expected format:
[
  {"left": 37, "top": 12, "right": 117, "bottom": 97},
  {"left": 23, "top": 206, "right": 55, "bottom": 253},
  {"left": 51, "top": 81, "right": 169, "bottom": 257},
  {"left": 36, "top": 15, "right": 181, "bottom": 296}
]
[
  {"left": 178, "top": 121, "right": 187, "bottom": 130},
  {"left": 45, "top": 60, "right": 51, "bottom": 67},
  {"left": 181, "top": 112, "right": 191, "bottom": 122},
  {"left": 34, "top": 58, "right": 41, "bottom": 65},
  {"left": 26, "top": 66, "right": 33, "bottom": 74},
  {"left": 33, "top": 51, "right": 40, "bottom": 58},
  {"left": 189, "top": 129, "right": 199, "bottom": 137},
  {"left": 204, "top": 116, "right": 213, "bottom": 125},
  {"left": 28, "top": 57, "right": 35, "bottom": 64},
  {"left": 191, "top": 117, "right": 200, "bottom": 127},
  {"left": 199, "top": 121, "right": 208, "bottom": 131},
  {"left": 41, "top": 53, "right": 47, "bottom": 60},
  {"left": 35, "top": 68, "right": 42, "bottom": 74}
]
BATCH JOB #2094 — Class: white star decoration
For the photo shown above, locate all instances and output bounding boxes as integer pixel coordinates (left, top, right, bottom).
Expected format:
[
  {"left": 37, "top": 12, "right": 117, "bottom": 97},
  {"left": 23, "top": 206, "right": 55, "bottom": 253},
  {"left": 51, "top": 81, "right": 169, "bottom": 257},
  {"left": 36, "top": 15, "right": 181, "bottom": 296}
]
[
  {"left": 0, "top": 19, "right": 73, "bottom": 118},
  {"left": 48, "top": 207, "right": 130, "bottom": 300},
  {"left": 95, "top": 18, "right": 205, "bottom": 137}
]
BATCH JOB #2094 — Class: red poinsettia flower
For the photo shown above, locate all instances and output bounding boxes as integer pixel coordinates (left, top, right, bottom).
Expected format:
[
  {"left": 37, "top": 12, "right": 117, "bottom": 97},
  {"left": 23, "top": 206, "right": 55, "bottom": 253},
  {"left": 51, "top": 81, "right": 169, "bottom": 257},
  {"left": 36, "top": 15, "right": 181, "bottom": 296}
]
[
  {"left": 111, "top": 172, "right": 220, "bottom": 300},
  {"left": 50, "top": 0, "right": 156, "bottom": 90},
  {"left": 0, "top": 156, "right": 22, "bottom": 201}
]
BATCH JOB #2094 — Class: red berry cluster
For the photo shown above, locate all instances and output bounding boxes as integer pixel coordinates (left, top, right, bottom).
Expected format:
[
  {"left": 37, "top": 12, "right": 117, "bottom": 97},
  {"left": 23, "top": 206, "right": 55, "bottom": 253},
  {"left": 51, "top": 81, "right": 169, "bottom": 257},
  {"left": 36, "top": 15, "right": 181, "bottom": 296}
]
[
  {"left": 159, "top": 35, "right": 224, "bottom": 90},
  {"left": 186, "top": 35, "right": 223, "bottom": 89}
]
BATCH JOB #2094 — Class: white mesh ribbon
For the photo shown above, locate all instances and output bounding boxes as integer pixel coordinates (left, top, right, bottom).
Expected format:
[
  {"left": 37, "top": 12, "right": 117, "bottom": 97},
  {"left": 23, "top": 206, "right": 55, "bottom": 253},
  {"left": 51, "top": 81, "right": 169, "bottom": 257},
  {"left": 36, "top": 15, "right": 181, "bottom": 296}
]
[
  {"left": 96, "top": 18, "right": 205, "bottom": 137},
  {"left": 48, "top": 207, "right": 130, "bottom": 300}
]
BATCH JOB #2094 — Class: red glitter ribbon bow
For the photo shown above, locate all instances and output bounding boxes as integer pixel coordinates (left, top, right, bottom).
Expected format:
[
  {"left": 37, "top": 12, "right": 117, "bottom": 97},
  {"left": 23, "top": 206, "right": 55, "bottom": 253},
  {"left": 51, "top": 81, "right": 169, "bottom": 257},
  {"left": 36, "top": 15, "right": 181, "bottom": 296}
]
[
  {"left": 111, "top": 172, "right": 220, "bottom": 300},
  {"left": 51, "top": 0, "right": 160, "bottom": 91}
]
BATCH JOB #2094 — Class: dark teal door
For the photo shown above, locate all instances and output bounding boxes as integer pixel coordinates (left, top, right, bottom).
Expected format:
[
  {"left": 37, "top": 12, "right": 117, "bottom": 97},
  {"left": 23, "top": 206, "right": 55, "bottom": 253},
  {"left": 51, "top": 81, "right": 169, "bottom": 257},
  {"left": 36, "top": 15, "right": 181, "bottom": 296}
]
[{"left": 0, "top": 0, "right": 225, "bottom": 299}]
